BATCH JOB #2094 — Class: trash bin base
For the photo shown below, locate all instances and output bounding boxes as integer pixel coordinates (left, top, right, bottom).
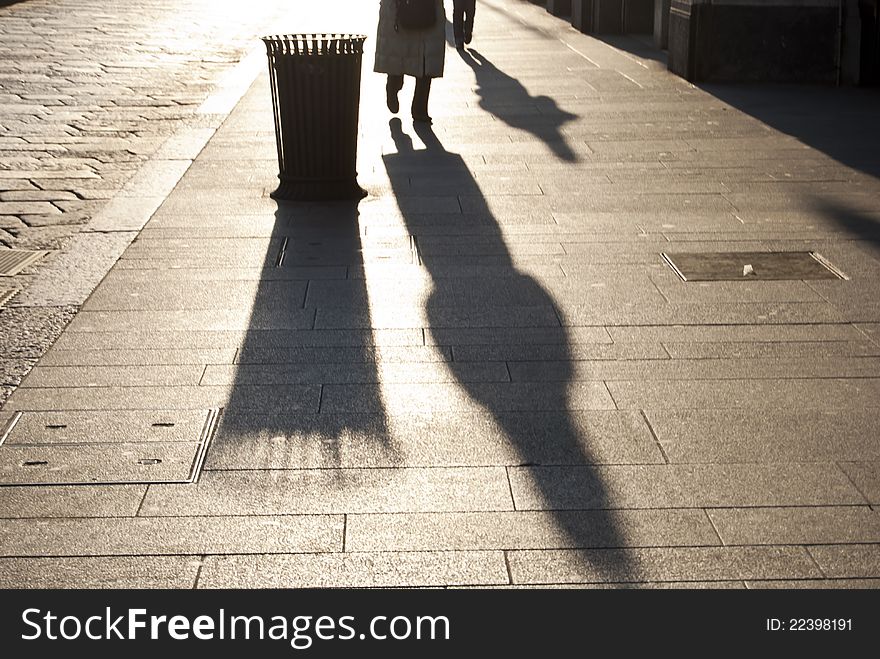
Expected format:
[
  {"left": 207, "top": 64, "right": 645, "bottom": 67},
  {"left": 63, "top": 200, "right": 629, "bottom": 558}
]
[{"left": 270, "top": 177, "right": 367, "bottom": 202}]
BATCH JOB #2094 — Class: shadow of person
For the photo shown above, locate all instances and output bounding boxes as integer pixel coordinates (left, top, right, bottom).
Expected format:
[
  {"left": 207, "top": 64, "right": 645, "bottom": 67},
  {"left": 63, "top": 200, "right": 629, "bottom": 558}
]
[
  {"left": 456, "top": 46, "right": 581, "bottom": 163},
  {"left": 211, "top": 200, "right": 399, "bottom": 474},
  {"left": 384, "top": 118, "right": 635, "bottom": 581}
]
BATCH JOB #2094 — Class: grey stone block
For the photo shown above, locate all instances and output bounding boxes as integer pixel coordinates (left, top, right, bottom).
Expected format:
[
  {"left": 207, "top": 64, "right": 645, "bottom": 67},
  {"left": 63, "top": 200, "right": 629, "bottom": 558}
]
[
  {"left": 510, "top": 357, "right": 880, "bottom": 383},
  {"left": 50, "top": 328, "right": 422, "bottom": 351},
  {"left": 566, "top": 301, "right": 847, "bottom": 326},
  {"left": 663, "top": 341, "right": 880, "bottom": 360},
  {"left": 0, "top": 515, "right": 342, "bottom": 557},
  {"left": 453, "top": 342, "right": 668, "bottom": 362},
  {"left": 66, "top": 308, "right": 315, "bottom": 333},
  {"left": 315, "top": 304, "right": 561, "bottom": 330},
  {"left": 427, "top": 326, "right": 612, "bottom": 346},
  {"left": 39, "top": 348, "right": 238, "bottom": 367},
  {"left": 809, "top": 545, "right": 880, "bottom": 579},
  {"left": 235, "top": 345, "right": 449, "bottom": 365},
  {"left": 645, "top": 409, "right": 880, "bottom": 463},
  {"left": 609, "top": 323, "right": 865, "bottom": 344},
  {"left": 20, "top": 365, "right": 205, "bottom": 388},
  {"left": 5, "top": 384, "right": 320, "bottom": 413},
  {"left": 747, "top": 579, "right": 880, "bottom": 589},
  {"left": 607, "top": 378, "right": 880, "bottom": 410},
  {"left": 346, "top": 509, "right": 719, "bottom": 552},
  {"left": 508, "top": 463, "right": 865, "bottom": 509},
  {"left": 320, "top": 382, "right": 616, "bottom": 413},
  {"left": 205, "top": 410, "right": 663, "bottom": 469},
  {"left": 82, "top": 280, "right": 309, "bottom": 312},
  {"left": 507, "top": 546, "right": 820, "bottom": 584},
  {"left": 709, "top": 507, "right": 880, "bottom": 546},
  {"left": 140, "top": 467, "right": 514, "bottom": 516},
  {"left": 653, "top": 280, "right": 825, "bottom": 304},
  {"left": 202, "top": 361, "right": 508, "bottom": 386},
  {"left": 198, "top": 551, "right": 509, "bottom": 588},
  {"left": 0, "top": 485, "right": 146, "bottom": 518},
  {"left": 0, "top": 556, "right": 201, "bottom": 588}
]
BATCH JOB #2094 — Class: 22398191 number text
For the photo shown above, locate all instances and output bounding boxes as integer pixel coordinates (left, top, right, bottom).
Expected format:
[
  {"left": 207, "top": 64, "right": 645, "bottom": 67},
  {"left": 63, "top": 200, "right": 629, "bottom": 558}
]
[{"left": 766, "top": 618, "right": 853, "bottom": 631}]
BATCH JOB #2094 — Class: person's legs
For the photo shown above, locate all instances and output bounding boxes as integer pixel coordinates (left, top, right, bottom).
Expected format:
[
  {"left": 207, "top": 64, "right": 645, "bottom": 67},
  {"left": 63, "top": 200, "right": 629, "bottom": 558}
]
[
  {"left": 463, "top": 0, "right": 476, "bottom": 44},
  {"left": 386, "top": 74, "right": 403, "bottom": 113},
  {"left": 411, "top": 76, "right": 432, "bottom": 123},
  {"left": 452, "top": 0, "right": 465, "bottom": 48}
]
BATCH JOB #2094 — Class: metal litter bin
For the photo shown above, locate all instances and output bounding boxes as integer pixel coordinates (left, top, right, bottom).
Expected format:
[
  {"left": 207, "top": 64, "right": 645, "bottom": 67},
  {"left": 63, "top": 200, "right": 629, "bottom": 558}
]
[{"left": 262, "top": 34, "right": 367, "bottom": 201}]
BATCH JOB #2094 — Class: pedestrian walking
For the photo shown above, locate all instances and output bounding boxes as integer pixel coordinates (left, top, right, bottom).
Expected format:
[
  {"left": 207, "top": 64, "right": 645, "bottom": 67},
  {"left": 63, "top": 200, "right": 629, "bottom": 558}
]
[
  {"left": 374, "top": 0, "right": 446, "bottom": 124},
  {"left": 452, "top": 0, "right": 476, "bottom": 50}
]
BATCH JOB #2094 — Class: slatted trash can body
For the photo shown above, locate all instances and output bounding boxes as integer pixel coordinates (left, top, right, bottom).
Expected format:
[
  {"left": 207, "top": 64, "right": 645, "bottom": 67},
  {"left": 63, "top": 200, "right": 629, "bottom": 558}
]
[{"left": 262, "top": 34, "right": 368, "bottom": 201}]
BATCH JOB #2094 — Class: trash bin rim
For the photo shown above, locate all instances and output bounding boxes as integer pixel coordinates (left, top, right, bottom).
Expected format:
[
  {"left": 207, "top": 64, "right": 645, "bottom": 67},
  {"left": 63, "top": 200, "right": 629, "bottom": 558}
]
[
  {"left": 261, "top": 34, "right": 367, "bottom": 56},
  {"left": 261, "top": 33, "right": 368, "bottom": 45}
]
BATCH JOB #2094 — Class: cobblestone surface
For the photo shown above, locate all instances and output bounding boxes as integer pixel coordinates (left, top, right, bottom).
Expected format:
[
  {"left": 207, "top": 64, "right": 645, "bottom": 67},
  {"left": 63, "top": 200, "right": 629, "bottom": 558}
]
[
  {"left": 0, "top": 0, "right": 291, "bottom": 249},
  {"left": 0, "top": 0, "right": 294, "bottom": 406}
]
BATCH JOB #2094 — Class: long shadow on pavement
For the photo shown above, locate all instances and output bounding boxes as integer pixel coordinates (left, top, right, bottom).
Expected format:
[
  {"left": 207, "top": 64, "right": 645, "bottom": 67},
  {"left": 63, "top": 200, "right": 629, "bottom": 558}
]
[
  {"left": 213, "top": 201, "right": 399, "bottom": 475},
  {"left": 384, "top": 118, "right": 635, "bottom": 580},
  {"left": 457, "top": 47, "right": 580, "bottom": 162},
  {"left": 701, "top": 83, "right": 880, "bottom": 247}
]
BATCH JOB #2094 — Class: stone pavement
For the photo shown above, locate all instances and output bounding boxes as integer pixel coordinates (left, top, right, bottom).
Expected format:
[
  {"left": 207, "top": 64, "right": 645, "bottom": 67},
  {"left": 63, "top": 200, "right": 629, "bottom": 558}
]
[
  {"left": 1, "top": 0, "right": 880, "bottom": 587},
  {"left": 0, "top": 0, "right": 322, "bottom": 406}
]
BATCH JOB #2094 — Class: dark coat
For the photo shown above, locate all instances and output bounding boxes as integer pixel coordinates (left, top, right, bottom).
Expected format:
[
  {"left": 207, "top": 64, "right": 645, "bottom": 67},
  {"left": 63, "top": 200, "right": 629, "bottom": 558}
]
[{"left": 374, "top": 0, "right": 446, "bottom": 78}]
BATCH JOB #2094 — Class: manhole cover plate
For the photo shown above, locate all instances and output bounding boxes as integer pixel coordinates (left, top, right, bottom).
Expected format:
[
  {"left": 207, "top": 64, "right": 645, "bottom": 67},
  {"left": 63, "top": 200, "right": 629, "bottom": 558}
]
[
  {"left": 661, "top": 251, "right": 846, "bottom": 281},
  {"left": 1, "top": 410, "right": 210, "bottom": 445},
  {"left": 0, "top": 408, "right": 219, "bottom": 486},
  {"left": 0, "top": 249, "right": 48, "bottom": 277}
]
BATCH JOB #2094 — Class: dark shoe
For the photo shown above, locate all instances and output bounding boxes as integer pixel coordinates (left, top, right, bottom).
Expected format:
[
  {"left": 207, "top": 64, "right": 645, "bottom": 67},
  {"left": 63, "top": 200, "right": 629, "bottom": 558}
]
[
  {"left": 412, "top": 113, "right": 433, "bottom": 125},
  {"left": 455, "top": 38, "right": 464, "bottom": 50},
  {"left": 386, "top": 86, "right": 399, "bottom": 114},
  {"left": 464, "top": 32, "right": 472, "bottom": 45}
]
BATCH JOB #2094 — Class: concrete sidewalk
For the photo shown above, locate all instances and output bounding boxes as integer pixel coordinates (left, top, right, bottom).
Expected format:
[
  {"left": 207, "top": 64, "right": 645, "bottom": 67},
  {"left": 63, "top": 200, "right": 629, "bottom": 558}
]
[{"left": 1, "top": 0, "right": 880, "bottom": 588}]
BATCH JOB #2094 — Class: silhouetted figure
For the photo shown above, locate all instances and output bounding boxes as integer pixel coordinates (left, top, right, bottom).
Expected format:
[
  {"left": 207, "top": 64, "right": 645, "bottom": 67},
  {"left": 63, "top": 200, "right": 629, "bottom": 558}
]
[
  {"left": 452, "top": 0, "right": 477, "bottom": 50},
  {"left": 375, "top": 0, "right": 447, "bottom": 123},
  {"left": 383, "top": 118, "right": 636, "bottom": 582},
  {"left": 460, "top": 48, "right": 580, "bottom": 162}
]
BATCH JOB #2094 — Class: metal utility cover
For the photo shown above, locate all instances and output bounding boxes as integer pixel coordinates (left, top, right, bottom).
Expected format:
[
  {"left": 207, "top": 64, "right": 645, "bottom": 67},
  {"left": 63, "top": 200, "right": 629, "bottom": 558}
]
[
  {"left": 661, "top": 251, "right": 846, "bottom": 282},
  {"left": 0, "top": 408, "right": 219, "bottom": 486},
  {"left": 0, "top": 249, "right": 48, "bottom": 276},
  {"left": 1, "top": 410, "right": 210, "bottom": 445},
  {"left": 0, "top": 289, "right": 16, "bottom": 308}
]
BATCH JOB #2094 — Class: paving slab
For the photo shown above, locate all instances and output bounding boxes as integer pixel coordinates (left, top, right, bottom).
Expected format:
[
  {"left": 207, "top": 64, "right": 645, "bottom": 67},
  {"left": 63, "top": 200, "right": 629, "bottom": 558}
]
[
  {"left": 346, "top": 510, "right": 719, "bottom": 552},
  {"left": 808, "top": 545, "right": 880, "bottom": 579},
  {"left": 708, "top": 507, "right": 880, "bottom": 546},
  {"left": 662, "top": 340, "right": 880, "bottom": 359},
  {"left": 509, "top": 357, "right": 880, "bottom": 382},
  {"left": 198, "top": 551, "right": 509, "bottom": 588},
  {"left": 0, "top": 556, "right": 200, "bottom": 588},
  {"left": 507, "top": 546, "right": 820, "bottom": 584},
  {"left": 607, "top": 378, "right": 880, "bottom": 410},
  {"left": 508, "top": 464, "right": 865, "bottom": 509},
  {"left": 205, "top": 410, "right": 663, "bottom": 469},
  {"left": 746, "top": 579, "right": 880, "bottom": 589},
  {"left": 140, "top": 468, "right": 514, "bottom": 516},
  {"left": 320, "top": 382, "right": 616, "bottom": 413},
  {"left": 0, "top": 484, "right": 145, "bottom": 519},
  {"left": 0, "top": 515, "right": 342, "bottom": 557},
  {"left": 645, "top": 409, "right": 880, "bottom": 463}
]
